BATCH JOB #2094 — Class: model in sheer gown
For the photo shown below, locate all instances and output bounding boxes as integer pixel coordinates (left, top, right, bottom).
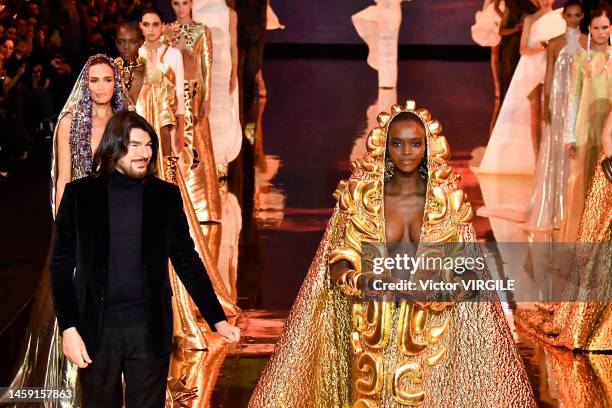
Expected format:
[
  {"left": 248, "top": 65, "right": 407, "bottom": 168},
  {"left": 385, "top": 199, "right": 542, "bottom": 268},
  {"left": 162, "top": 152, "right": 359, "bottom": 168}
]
[
  {"left": 522, "top": 1, "right": 585, "bottom": 232},
  {"left": 560, "top": 5, "right": 612, "bottom": 243},
  {"left": 516, "top": 108, "right": 612, "bottom": 351}
]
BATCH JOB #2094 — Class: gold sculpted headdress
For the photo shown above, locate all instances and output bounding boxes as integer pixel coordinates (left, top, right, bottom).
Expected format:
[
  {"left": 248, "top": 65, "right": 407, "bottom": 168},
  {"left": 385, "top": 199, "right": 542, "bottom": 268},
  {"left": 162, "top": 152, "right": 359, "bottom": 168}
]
[{"left": 330, "top": 100, "right": 474, "bottom": 276}]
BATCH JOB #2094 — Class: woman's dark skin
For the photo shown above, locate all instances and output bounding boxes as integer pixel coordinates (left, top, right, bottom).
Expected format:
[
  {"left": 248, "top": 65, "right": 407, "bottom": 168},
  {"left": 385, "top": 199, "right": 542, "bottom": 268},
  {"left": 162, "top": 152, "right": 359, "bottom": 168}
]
[
  {"left": 331, "top": 117, "right": 427, "bottom": 289},
  {"left": 115, "top": 25, "right": 145, "bottom": 105}
]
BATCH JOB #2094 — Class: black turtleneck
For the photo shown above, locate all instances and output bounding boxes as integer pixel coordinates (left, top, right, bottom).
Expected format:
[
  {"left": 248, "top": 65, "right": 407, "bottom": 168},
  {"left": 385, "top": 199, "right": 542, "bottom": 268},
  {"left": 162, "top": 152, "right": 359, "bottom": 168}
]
[{"left": 105, "top": 170, "right": 145, "bottom": 327}]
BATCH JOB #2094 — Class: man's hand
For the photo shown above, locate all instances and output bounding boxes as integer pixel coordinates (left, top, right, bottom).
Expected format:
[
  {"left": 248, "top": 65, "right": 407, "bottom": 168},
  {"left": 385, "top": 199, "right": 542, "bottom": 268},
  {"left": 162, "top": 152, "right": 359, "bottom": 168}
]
[
  {"left": 214, "top": 320, "right": 240, "bottom": 343},
  {"left": 62, "top": 327, "right": 92, "bottom": 368}
]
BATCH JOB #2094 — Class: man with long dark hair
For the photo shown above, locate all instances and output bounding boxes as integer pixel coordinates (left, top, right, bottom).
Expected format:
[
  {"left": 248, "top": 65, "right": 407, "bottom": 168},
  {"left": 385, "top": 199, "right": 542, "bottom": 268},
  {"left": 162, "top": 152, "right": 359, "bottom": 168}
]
[{"left": 50, "top": 110, "right": 240, "bottom": 407}]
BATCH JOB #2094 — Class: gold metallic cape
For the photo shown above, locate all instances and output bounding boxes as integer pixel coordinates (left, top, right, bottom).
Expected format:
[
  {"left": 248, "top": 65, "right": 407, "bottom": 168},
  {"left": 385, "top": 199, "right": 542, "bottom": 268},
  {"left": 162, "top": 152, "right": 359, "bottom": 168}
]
[
  {"left": 516, "top": 155, "right": 612, "bottom": 350},
  {"left": 249, "top": 101, "right": 536, "bottom": 408},
  {"left": 163, "top": 21, "right": 222, "bottom": 225}
]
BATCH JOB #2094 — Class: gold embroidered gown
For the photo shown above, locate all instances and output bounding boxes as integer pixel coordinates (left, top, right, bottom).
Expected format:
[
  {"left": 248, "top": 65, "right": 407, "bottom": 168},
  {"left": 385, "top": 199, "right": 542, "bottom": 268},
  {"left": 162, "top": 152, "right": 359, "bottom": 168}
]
[
  {"left": 516, "top": 155, "right": 612, "bottom": 350},
  {"left": 163, "top": 21, "right": 222, "bottom": 227},
  {"left": 248, "top": 101, "right": 536, "bottom": 407},
  {"left": 116, "top": 53, "right": 239, "bottom": 353}
]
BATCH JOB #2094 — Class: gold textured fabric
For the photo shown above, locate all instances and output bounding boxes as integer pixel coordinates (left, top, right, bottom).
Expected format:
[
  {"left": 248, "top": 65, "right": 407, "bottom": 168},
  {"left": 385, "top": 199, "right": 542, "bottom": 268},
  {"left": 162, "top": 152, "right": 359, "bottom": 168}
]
[
  {"left": 169, "top": 157, "right": 239, "bottom": 350},
  {"left": 517, "top": 155, "right": 612, "bottom": 350},
  {"left": 249, "top": 101, "right": 536, "bottom": 407},
  {"left": 166, "top": 332, "right": 229, "bottom": 407},
  {"left": 538, "top": 341, "right": 612, "bottom": 406},
  {"left": 130, "top": 59, "right": 240, "bottom": 353},
  {"left": 561, "top": 50, "right": 612, "bottom": 242},
  {"left": 163, "top": 21, "right": 221, "bottom": 225},
  {"left": 123, "top": 57, "right": 177, "bottom": 134}
]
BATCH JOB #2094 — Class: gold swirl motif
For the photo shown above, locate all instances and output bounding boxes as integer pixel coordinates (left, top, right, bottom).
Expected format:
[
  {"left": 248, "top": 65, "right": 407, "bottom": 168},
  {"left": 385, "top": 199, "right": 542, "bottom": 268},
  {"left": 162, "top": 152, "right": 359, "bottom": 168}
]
[
  {"left": 355, "top": 301, "right": 394, "bottom": 349},
  {"left": 397, "top": 303, "right": 430, "bottom": 356},
  {"left": 391, "top": 360, "right": 426, "bottom": 405},
  {"left": 355, "top": 352, "right": 384, "bottom": 395},
  {"left": 354, "top": 399, "right": 381, "bottom": 408}
]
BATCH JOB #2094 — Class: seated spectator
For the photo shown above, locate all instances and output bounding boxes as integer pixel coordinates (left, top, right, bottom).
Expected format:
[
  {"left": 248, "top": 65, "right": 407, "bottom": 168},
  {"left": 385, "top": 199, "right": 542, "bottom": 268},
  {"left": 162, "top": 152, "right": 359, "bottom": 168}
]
[
  {"left": 0, "top": 51, "right": 8, "bottom": 179},
  {"left": 25, "top": 2, "right": 41, "bottom": 19},
  {"left": 15, "top": 18, "right": 27, "bottom": 39},
  {"left": 4, "top": 38, "right": 31, "bottom": 155},
  {"left": 26, "top": 62, "right": 55, "bottom": 139},
  {"left": 47, "top": 52, "right": 73, "bottom": 114},
  {"left": 5, "top": 27, "right": 17, "bottom": 42}
]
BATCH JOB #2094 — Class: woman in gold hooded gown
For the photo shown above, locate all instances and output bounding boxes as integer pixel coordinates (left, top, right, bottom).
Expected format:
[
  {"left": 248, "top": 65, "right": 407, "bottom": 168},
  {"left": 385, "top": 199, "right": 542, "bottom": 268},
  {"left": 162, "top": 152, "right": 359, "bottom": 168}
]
[{"left": 248, "top": 101, "right": 536, "bottom": 407}]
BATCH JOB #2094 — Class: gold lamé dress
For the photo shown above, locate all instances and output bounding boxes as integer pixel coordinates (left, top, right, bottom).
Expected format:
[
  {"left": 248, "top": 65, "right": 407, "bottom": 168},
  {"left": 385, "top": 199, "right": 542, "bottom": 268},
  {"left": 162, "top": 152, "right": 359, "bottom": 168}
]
[
  {"left": 561, "top": 49, "right": 612, "bottom": 242},
  {"left": 249, "top": 101, "right": 536, "bottom": 407},
  {"left": 163, "top": 21, "right": 222, "bottom": 227},
  {"left": 516, "top": 155, "right": 612, "bottom": 350},
  {"left": 536, "top": 340, "right": 612, "bottom": 406},
  {"left": 122, "top": 51, "right": 239, "bottom": 353}
]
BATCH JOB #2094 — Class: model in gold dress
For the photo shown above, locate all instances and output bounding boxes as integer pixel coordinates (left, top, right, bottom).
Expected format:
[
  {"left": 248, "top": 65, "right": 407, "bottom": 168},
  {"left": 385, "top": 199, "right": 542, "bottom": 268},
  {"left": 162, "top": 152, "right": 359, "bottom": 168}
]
[
  {"left": 249, "top": 101, "right": 536, "bottom": 407},
  {"left": 164, "top": 0, "right": 222, "bottom": 228},
  {"left": 118, "top": 17, "right": 239, "bottom": 353}
]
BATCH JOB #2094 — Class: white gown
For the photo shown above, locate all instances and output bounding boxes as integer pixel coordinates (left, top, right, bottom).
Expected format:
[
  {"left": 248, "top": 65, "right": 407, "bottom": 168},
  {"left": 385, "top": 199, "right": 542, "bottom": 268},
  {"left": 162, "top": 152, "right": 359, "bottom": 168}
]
[
  {"left": 476, "top": 9, "right": 565, "bottom": 175},
  {"left": 351, "top": 0, "right": 402, "bottom": 88},
  {"left": 193, "top": 0, "right": 242, "bottom": 171}
]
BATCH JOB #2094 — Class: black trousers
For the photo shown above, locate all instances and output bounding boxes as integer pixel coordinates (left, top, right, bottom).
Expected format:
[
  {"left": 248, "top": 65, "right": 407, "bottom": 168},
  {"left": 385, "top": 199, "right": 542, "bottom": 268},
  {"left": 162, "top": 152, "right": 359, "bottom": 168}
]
[{"left": 80, "top": 324, "right": 170, "bottom": 408}]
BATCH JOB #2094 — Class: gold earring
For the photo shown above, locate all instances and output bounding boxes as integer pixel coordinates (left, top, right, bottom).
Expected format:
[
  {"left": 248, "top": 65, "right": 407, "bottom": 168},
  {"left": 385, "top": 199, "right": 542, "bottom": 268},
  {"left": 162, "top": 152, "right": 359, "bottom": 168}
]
[{"left": 384, "top": 156, "right": 394, "bottom": 182}]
